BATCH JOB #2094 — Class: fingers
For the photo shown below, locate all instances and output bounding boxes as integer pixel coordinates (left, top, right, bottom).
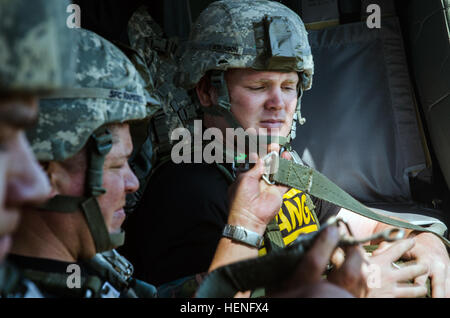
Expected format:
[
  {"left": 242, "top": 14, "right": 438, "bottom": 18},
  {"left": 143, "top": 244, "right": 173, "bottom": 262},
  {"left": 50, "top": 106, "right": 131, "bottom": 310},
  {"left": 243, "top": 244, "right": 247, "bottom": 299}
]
[
  {"left": 413, "top": 273, "right": 428, "bottom": 289},
  {"left": 430, "top": 261, "right": 447, "bottom": 298},
  {"left": 395, "top": 262, "right": 428, "bottom": 282},
  {"left": 267, "top": 143, "right": 280, "bottom": 155},
  {"left": 446, "top": 267, "right": 450, "bottom": 298},
  {"left": 290, "top": 226, "right": 340, "bottom": 284},
  {"left": 281, "top": 151, "right": 292, "bottom": 161},
  {"left": 412, "top": 262, "right": 446, "bottom": 298},
  {"left": 266, "top": 143, "right": 293, "bottom": 161},
  {"left": 235, "top": 155, "right": 264, "bottom": 183},
  {"left": 330, "top": 247, "right": 345, "bottom": 268},
  {"left": 394, "top": 284, "right": 428, "bottom": 298},
  {"left": 329, "top": 245, "right": 367, "bottom": 297},
  {"left": 372, "top": 239, "right": 415, "bottom": 263},
  {"left": 371, "top": 241, "right": 393, "bottom": 255}
]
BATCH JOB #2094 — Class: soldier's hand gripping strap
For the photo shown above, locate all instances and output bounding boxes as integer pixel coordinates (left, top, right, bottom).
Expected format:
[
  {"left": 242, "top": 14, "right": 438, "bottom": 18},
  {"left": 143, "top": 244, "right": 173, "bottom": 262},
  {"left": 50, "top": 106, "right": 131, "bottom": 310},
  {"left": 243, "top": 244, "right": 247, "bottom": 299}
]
[
  {"left": 196, "top": 218, "right": 342, "bottom": 298},
  {"left": 196, "top": 217, "right": 407, "bottom": 297},
  {"left": 196, "top": 158, "right": 450, "bottom": 297},
  {"left": 271, "top": 158, "right": 450, "bottom": 248}
]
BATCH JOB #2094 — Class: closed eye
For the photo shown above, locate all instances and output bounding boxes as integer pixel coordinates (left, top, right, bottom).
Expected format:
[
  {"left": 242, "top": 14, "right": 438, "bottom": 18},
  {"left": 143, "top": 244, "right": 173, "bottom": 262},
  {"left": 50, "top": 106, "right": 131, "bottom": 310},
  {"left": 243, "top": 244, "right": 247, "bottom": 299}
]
[{"left": 246, "top": 86, "right": 265, "bottom": 91}]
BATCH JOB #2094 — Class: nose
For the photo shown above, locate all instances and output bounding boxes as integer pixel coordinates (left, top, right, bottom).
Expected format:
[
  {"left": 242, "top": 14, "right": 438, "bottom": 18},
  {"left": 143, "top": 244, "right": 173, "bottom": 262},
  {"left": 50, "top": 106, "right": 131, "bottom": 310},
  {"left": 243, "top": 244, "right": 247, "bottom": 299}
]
[
  {"left": 124, "top": 162, "right": 139, "bottom": 194},
  {"left": 264, "top": 87, "right": 284, "bottom": 111},
  {"left": 5, "top": 133, "right": 51, "bottom": 208}
]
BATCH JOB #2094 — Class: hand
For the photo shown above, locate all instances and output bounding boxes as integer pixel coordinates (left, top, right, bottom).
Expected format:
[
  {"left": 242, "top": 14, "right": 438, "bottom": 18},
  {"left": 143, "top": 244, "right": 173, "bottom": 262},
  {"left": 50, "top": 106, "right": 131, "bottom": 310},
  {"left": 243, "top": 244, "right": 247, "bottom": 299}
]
[
  {"left": 269, "top": 226, "right": 367, "bottom": 297},
  {"left": 228, "top": 155, "right": 285, "bottom": 234},
  {"left": 327, "top": 244, "right": 368, "bottom": 297},
  {"left": 365, "top": 239, "right": 428, "bottom": 298},
  {"left": 403, "top": 232, "right": 450, "bottom": 297}
]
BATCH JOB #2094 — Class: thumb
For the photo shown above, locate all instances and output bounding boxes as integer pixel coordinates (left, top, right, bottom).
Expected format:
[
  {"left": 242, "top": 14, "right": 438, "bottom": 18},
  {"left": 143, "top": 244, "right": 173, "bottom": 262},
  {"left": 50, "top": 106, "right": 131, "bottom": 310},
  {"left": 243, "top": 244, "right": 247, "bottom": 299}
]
[
  {"left": 281, "top": 151, "right": 293, "bottom": 161},
  {"left": 244, "top": 157, "right": 264, "bottom": 180}
]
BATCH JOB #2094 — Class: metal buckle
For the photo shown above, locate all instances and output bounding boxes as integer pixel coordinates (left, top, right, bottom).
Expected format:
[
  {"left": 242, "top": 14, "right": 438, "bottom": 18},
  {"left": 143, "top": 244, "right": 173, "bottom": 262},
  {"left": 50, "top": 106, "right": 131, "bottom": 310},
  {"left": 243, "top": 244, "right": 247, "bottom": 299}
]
[
  {"left": 323, "top": 216, "right": 406, "bottom": 247},
  {"left": 104, "top": 249, "right": 134, "bottom": 282},
  {"left": 100, "top": 281, "right": 121, "bottom": 298},
  {"left": 262, "top": 151, "right": 279, "bottom": 185}
]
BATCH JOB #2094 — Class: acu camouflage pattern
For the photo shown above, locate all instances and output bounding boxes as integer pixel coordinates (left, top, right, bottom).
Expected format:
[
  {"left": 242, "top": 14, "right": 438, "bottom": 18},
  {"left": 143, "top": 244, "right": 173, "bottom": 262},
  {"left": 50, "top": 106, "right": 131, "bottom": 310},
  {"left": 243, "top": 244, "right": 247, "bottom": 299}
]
[
  {"left": 178, "top": 0, "right": 314, "bottom": 91},
  {"left": 28, "top": 28, "right": 149, "bottom": 162},
  {"left": 128, "top": 6, "right": 198, "bottom": 139},
  {"left": 0, "top": 0, "right": 76, "bottom": 93},
  {"left": 125, "top": 7, "right": 198, "bottom": 213}
]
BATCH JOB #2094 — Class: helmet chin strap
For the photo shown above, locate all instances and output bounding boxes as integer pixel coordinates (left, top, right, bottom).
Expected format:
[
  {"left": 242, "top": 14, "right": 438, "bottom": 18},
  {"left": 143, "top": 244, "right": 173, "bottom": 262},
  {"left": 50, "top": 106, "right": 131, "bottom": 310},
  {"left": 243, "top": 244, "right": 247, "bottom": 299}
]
[
  {"left": 287, "top": 86, "right": 305, "bottom": 142},
  {"left": 37, "top": 127, "right": 124, "bottom": 253}
]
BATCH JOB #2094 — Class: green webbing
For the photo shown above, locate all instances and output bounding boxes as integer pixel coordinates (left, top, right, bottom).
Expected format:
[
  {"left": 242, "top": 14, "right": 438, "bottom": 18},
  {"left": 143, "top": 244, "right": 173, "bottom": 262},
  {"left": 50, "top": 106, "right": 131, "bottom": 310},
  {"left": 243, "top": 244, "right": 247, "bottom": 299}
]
[
  {"left": 87, "top": 127, "right": 112, "bottom": 196},
  {"left": 263, "top": 219, "right": 285, "bottom": 253},
  {"left": 81, "top": 197, "right": 112, "bottom": 252},
  {"left": 208, "top": 70, "right": 243, "bottom": 130},
  {"left": 273, "top": 158, "right": 450, "bottom": 248},
  {"left": 196, "top": 158, "right": 450, "bottom": 297}
]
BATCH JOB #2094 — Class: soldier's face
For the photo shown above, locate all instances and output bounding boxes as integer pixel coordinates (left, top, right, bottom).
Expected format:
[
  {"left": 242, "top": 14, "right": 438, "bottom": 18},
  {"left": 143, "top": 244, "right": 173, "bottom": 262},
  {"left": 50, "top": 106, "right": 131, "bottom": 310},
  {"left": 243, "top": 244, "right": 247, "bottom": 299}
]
[
  {"left": 0, "top": 97, "right": 50, "bottom": 263},
  {"left": 225, "top": 68, "right": 298, "bottom": 137},
  {"left": 97, "top": 124, "right": 139, "bottom": 236}
]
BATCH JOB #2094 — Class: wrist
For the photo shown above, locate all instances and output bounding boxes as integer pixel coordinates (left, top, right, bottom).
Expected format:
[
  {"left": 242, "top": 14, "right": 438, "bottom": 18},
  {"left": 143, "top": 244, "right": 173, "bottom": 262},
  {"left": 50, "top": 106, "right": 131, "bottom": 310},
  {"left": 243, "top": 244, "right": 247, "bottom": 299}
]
[
  {"left": 222, "top": 224, "right": 264, "bottom": 249},
  {"left": 227, "top": 208, "right": 268, "bottom": 236}
]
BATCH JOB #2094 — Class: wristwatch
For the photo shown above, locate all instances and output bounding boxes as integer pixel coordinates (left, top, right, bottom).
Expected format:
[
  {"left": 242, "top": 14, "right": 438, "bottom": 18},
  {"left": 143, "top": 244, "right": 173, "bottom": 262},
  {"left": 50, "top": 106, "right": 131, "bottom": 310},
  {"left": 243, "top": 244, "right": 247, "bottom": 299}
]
[{"left": 222, "top": 224, "right": 264, "bottom": 249}]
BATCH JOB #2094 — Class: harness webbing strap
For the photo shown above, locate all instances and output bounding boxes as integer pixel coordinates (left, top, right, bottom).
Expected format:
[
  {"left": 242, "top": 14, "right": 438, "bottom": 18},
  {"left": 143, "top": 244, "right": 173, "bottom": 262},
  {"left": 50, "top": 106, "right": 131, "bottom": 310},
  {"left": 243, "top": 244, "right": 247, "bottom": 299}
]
[
  {"left": 263, "top": 219, "right": 285, "bottom": 253},
  {"left": 273, "top": 158, "right": 450, "bottom": 248},
  {"left": 196, "top": 158, "right": 450, "bottom": 297}
]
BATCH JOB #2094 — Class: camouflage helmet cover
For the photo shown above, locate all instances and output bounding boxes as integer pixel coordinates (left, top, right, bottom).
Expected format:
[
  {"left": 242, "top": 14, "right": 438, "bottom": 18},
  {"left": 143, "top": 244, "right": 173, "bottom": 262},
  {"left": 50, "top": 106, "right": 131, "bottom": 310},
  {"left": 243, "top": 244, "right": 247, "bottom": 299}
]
[
  {"left": 28, "top": 28, "right": 149, "bottom": 162},
  {"left": 0, "top": 0, "right": 76, "bottom": 93},
  {"left": 178, "top": 0, "right": 314, "bottom": 91}
]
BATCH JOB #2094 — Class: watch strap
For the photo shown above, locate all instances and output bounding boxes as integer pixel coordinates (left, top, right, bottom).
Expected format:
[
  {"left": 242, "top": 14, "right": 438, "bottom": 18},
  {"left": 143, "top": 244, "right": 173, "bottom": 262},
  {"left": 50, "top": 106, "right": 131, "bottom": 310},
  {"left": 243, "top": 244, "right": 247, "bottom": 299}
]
[{"left": 222, "top": 224, "right": 263, "bottom": 249}]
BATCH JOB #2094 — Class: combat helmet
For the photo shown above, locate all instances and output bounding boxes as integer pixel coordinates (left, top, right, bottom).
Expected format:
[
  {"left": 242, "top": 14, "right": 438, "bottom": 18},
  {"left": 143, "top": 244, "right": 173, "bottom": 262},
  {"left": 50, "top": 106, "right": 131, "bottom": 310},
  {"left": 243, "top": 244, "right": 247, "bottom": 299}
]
[
  {"left": 0, "top": 0, "right": 76, "bottom": 94},
  {"left": 27, "top": 28, "right": 158, "bottom": 253},
  {"left": 178, "top": 0, "right": 314, "bottom": 142}
]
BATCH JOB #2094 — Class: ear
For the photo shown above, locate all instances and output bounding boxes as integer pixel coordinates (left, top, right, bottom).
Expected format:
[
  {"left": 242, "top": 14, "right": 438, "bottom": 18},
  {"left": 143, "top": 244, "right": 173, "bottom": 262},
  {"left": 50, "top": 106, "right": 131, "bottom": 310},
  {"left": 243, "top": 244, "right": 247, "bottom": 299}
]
[
  {"left": 43, "top": 161, "right": 65, "bottom": 196},
  {"left": 196, "top": 75, "right": 217, "bottom": 107}
]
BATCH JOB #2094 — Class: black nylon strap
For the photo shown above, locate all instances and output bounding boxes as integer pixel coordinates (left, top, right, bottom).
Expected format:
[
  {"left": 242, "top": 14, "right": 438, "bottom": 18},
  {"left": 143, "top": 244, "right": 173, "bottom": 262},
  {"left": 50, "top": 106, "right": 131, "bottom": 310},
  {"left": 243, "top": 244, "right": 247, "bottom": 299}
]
[{"left": 196, "top": 224, "right": 325, "bottom": 297}]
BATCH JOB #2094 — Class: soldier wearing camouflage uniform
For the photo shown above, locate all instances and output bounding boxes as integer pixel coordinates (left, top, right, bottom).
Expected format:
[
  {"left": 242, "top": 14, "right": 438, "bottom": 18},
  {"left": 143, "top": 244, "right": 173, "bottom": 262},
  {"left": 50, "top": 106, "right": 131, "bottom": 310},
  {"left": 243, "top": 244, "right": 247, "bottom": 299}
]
[
  {"left": 122, "top": 6, "right": 198, "bottom": 215},
  {"left": 120, "top": 0, "right": 344, "bottom": 289},
  {"left": 122, "top": 0, "right": 444, "bottom": 298},
  {"left": 8, "top": 27, "right": 159, "bottom": 298},
  {"left": 0, "top": 0, "right": 76, "bottom": 298}
]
